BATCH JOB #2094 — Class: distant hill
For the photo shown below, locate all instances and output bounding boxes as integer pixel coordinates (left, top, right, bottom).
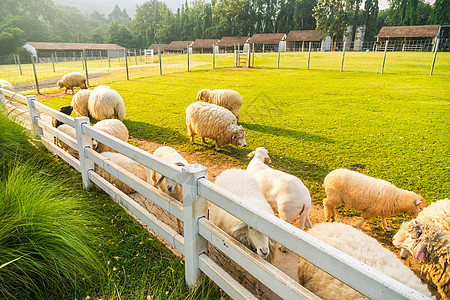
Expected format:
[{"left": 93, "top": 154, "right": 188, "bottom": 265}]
[{"left": 52, "top": 0, "right": 182, "bottom": 17}]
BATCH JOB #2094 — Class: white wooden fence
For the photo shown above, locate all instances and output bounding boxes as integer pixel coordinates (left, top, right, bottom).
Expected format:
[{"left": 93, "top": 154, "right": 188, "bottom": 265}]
[{"left": 0, "top": 87, "right": 431, "bottom": 300}]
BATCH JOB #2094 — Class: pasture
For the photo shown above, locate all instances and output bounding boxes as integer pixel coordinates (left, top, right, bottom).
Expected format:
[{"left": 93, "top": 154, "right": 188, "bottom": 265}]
[{"left": 37, "top": 63, "right": 449, "bottom": 236}]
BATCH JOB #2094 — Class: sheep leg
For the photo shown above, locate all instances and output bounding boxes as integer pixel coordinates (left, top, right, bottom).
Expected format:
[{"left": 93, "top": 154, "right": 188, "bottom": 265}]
[
  {"left": 355, "top": 217, "right": 367, "bottom": 228},
  {"left": 381, "top": 217, "right": 389, "bottom": 231},
  {"left": 202, "top": 137, "right": 206, "bottom": 143},
  {"left": 214, "top": 143, "right": 221, "bottom": 151},
  {"left": 323, "top": 198, "right": 335, "bottom": 222},
  {"left": 176, "top": 219, "right": 183, "bottom": 235}
]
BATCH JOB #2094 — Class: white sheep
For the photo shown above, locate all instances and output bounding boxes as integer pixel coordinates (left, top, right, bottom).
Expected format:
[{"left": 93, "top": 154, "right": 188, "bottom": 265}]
[
  {"left": 149, "top": 146, "right": 189, "bottom": 234},
  {"left": 209, "top": 169, "right": 276, "bottom": 262},
  {"left": 71, "top": 89, "right": 92, "bottom": 117},
  {"left": 57, "top": 72, "right": 87, "bottom": 94},
  {"left": 392, "top": 220, "right": 449, "bottom": 299},
  {"left": 54, "top": 124, "right": 78, "bottom": 159},
  {"left": 196, "top": 89, "right": 243, "bottom": 122},
  {"left": 186, "top": 102, "right": 246, "bottom": 151},
  {"left": 323, "top": 168, "right": 427, "bottom": 231},
  {"left": 88, "top": 85, "right": 125, "bottom": 121},
  {"left": 0, "top": 79, "right": 14, "bottom": 92},
  {"left": 246, "top": 147, "right": 312, "bottom": 251},
  {"left": 297, "top": 222, "right": 434, "bottom": 300},
  {"left": 393, "top": 198, "right": 450, "bottom": 259},
  {"left": 92, "top": 119, "right": 129, "bottom": 153},
  {"left": 95, "top": 152, "right": 147, "bottom": 194}
]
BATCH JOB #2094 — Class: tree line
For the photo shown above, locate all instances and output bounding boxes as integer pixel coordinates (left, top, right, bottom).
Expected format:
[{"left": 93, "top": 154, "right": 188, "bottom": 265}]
[{"left": 0, "top": 0, "right": 448, "bottom": 56}]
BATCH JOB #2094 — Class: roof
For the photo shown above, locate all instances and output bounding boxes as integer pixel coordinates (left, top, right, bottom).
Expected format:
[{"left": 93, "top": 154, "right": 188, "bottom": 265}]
[
  {"left": 148, "top": 44, "right": 170, "bottom": 51},
  {"left": 26, "top": 42, "right": 125, "bottom": 51},
  {"left": 249, "top": 33, "right": 286, "bottom": 44},
  {"left": 191, "top": 39, "right": 219, "bottom": 48},
  {"left": 285, "top": 30, "right": 322, "bottom": 42},
  {"left": 217, "top": 36, "right": 250, "bottom": 47},
  {"left": 375, "top": 25, "right": 441, "bottom": 38},
  {"left": 167, "top": 41, "right": 193, "bottom": 50}
]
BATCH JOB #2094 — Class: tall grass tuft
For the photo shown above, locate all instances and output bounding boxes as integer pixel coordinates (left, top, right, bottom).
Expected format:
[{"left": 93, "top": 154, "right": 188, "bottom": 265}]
[{"left": 0, "top": 163, "right": 103, "bottom": 299}]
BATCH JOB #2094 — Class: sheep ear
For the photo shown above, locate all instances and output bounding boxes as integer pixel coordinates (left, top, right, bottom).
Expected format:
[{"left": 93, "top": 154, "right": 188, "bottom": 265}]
[
  {"left": 265, "top": 155, "right": 272, "bottom": 163},
  {"left": 155, "top": 175, "right": 165, "bottom": 186},
  {"left": 230, "top": 222, "right": 247, "bottom": 234},
  {"left": 414, "top": 199, "right": 422, "bottom": 206},
  {"left": 175, "top": 162, "right": 185, "bottom": 167},
  {"left": 248, "top": 151, "right": 255, "bottom": 158}
]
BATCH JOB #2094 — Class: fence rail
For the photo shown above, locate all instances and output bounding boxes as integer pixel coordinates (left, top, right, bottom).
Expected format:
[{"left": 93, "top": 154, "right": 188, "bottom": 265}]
[{"left": 0, "top": 87, "right": 432, "bottom": 300}]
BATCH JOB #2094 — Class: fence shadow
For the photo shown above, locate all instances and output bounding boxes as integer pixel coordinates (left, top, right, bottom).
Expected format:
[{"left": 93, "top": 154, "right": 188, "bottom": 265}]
[
  {"left": 240, "top": 122, "right": 335, "bottom": 144},
  {"left": 123, "top": 119, "right": 187, "bottom": 145}
]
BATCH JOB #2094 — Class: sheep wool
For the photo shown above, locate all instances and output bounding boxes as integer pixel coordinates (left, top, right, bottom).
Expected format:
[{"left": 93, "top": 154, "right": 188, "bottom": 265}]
[
  {"left": 57, "top": 72, "right": 87, "bottom": 94},
  {"left": 297, "top": 222, "right": 434, "bottom": 300},
  {"left": 95, "top": 152, "right": 147, "bottom": 194},
  {"left": 246, "top": 147, "right": 312, "bottom": 251},
  {"left": 54, "top": 124, "right": 78, "bottom": 159},
  {"left": 71, "top": 89, "right": 92, "bottom": 117},
  {"left": 323, "top": 168, "right": 427, "bottom": 231},
  {"left": 0, "top": 79, "right": 14, "bottom": 92},
  {"left": 186, "top": 102, "right": 246, "bottom": 151},
  {"left": 196, "top": 89, "right": 243, "bottom": 122},
  {"left": 92, "top": 119, "right": 129, "bottom": 153},
  {"left": 88, "top": 86, "right": 126, "bottom": 121},
  {"left": 393, "top": 220, "right": 449, "bottom": 299},
  {"left": 210, "top": 169, "right": 276, "bottom": 262},
  {"left": 393, "top": 198, "right": 450, "bottom": 258}
]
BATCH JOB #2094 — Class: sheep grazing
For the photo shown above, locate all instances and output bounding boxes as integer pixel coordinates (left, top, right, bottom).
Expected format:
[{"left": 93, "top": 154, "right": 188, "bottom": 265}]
[
  {"left": 393, "top": 220, "right": 449, "bottom": 299},
  {"left": 92, "top": 119, "right": 129, "bottom": 153},
  {"left": 57, "top": 72, "right": 87, "bottom": 94},
  {"left": 95, "top": 152, "right": 147, "bottom": 194},
  {"left": 51, "top": 105, "right": 73, "bottom": 128},
  {"left": 323, "top": 168, "right": 427, "bottom": 231},
  {"left": 0, "top": 79, "right": 14, "bottom": 92},
  {"left": 246, "top": 147, "right": 312, "bottom": 251},
  {"left": 210, "top": 169, "right": 276, "bottom": 262},
  {"left": 50, "top": 106, "right": 78, "bottom": 158},
  {"left": 196, "top": 89, "right": 243, "bottom": 122},
  {"left": 88, "top": 85, "right": 126, "bottom": 121},
  {"left": 71, "top": 89, "right": 92, "bottom": 117},
  {"left": 186, "top": 102, "right": 246, "bottom": 151},
  {"left": 297, "top": 222, "right": 433, "bottom": 300},
  {"left": 393, "top": 198, "right": 450, "bottom": 259}
]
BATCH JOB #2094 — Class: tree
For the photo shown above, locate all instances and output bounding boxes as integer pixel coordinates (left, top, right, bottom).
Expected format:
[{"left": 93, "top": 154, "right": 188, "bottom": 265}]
[
  {"left": 429, "top": 0, "right": 450, "bottom": 24},
  {"left": 363, "top": 0, "right": 378, "bottom": 41},
  {"left": 387, "top": 0, "right": 419, "bottom": 25},
  {"left": 0, "top": 27, "right": 26, "bottom": 55},
  {"left": 313, "top": 0, "right": 348, "bottom": 48}
]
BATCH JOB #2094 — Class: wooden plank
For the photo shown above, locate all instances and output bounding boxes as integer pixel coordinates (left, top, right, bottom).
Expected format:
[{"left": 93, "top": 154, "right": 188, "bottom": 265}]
[
  {"left": 37, "top": 119, "right": 77, "bottom": 150},
  {"left": 40, "top": 136, "right": 81, "bottom": 172},
  {"left": 34, "top": 101, "right": 75, "bottom": 127}
]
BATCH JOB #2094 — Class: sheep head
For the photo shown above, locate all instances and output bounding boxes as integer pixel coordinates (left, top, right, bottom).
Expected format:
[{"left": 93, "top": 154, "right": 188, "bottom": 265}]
[
  {"left": 196, "top": 89, "right": 210, "bottom": 101},
  {"left": 231, "top": 125, "right": 246, "bottom": 147},
  {"left": 57, "top": 80, "right": 64, "bottom": 89},
  {"left": 230, "top": 222, "right": 270, "bottom": 259},
  {"left": 405, "top": 195, "right": 427, "bottom": 217},
  {"left": 154, "top": 162, "right": 185, "bottom": 198},
  {"left": 248, "top": 147, "right": 271, "bottom": 163}
]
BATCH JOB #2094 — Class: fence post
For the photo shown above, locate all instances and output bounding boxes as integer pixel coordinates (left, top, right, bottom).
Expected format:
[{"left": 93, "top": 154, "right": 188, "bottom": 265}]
[
  {"left": 277, "top": 42, "right": 281, "bottom": 69},
  {"left": 83, "top": 49, "right": 89, "bottom": 86},
  {"left": 51, "top": 53, "right": 56, "bottom": 72},
  {"left": 213, "top": 44, "right": 215, "bottom": 69},
  {"left": 108, "top": 50, "right": 111, "bottom": 68},
  {"left": 54, "top": 52, "right": 58, "bottom": 63},
  {"left": 81, "top": 52, "right": 85, "bottom": 70},
  {"left": 187, "top": 46, "right": 190, "bottom": 72},
  {"left": 27, "top": 95, "right": 42, "bottom": 136},
  {"left": 430, "top": 38, "right": 440, "bottom": 75},
  {"left": 182, "top": 164, "right": 208, "bottom": 287},
  {"left": 17, "top": 55, "right": 22, "bottom": 75},
  {"left": 13, "top": 54, "right": 17, "bottom": 65},
  {"left": 341, "top": 41, "right": 346, "bottom": 72},
  {"left": 31, "top": 55, "right": 40, "bottom": 94},
  {"left": 307, "top": 42, "right": 312, "bottom": 70},
  {"left": 135, "top": 49, "right": 138, "bottom": 65},
  {"left": 74, "top": 117, "right": 94, "bottom": 189},
  {"left": 381, "top": 39, "right": 389, "bottom": 74},
  {"left": 252, "top": 43, "right": 255, "bottom": 68},
  {"left": 158, "top": 46, "right": 162, "bottom": 75},
  {"left": 125, "top": 48, "right": 129, "bottom": 80}
]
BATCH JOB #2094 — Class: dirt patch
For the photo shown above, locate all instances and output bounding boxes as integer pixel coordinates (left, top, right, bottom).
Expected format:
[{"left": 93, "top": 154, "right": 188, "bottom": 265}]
[{"left": 13, "top": 73, "right": 110, "bottom": 92}]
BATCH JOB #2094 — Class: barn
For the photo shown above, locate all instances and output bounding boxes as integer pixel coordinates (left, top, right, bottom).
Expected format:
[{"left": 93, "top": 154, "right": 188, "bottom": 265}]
[
  {"left": 217, "top": 36, "right": 250, "bottom": 53},
  {"left": 248, "top": 33, "right": 286, "bottom": 52},
  {"left": 374, "top": 25, "right": 442, "bottom": 52},
  {"left": 285, "top": 30, "right": 323, "bottom": 52},
  {"left": 23, "top": 42, "right": 125, "bottom": 63},
  {"left": 191, "top": 39, "right": 220, "bottom": 54},
  {"left": 148, "top": 44, "right": 170, "bottom": 53},
  {"left": 166, "top": 41, "right": 194, "bottom": 54}
]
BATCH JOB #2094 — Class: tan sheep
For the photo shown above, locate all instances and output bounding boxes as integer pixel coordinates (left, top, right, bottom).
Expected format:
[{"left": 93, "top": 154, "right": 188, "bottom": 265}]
[
  {"left": 71, "top": 89, "right": 92, "bottom": 117},
  {"left": 92, "top": 119, "right": 129, "bottom": 153},
  {"left": 88, "top": 85, "right": 125, "bottom": 121},
  {"left": 57, "top": 72, "right": 87, "bottom": 94},
  {"left": 196, "top": 89, "right": 243, "bottom": 122},
  {"left": 186, "top": 102, "right": 246, "bottom": 151},
  {"left": 95, "top": 152, "right": 147, "bottom": 194},
  {"left": 323, "top": 168, "right": 427, "bottom": 231}
]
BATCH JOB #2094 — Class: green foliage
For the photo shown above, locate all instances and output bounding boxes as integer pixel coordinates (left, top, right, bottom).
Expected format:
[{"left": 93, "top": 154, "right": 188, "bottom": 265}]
[
  {"left": 313, "top": 0, "right": 348, "bottom": 44},
  {"left": 0, "top": 27, "right": 25, "bottom": 56},
  {"left": 363, "top": 0, "right": 378, "bottom": 41},
  {"left": 429, "top": 0, "right": 450, "bottom": 24}
]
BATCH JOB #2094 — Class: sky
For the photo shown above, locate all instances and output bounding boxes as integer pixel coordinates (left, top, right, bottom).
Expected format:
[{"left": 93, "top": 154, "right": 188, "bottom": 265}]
[{"left": 53, "top": 0, "right": 435, "bottom": 17}]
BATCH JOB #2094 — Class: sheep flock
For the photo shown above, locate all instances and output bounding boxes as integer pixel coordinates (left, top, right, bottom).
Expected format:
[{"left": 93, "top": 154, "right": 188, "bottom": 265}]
[{"left": 43, "top": 77, "right": 445, "bottom": 299}]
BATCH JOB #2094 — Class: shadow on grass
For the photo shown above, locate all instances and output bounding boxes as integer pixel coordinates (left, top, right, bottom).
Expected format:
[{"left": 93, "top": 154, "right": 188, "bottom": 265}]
[
  {"left": 123, "top": 120, "right": 188, "bottom": 145},
  {"left": 240, "top": 122, "right": 334, "bottom": 144}
]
